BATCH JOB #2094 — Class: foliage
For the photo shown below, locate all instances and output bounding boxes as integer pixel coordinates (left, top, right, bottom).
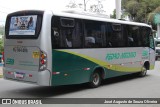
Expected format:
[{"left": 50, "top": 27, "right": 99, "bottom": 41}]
[
  {"left": 0, "top": 39, "right": 3, "bottom": 55},
  {"left": 148, "top": 6, "right": 160, "bottom": 25},
  {"left": 89, "top": 0, "right": 105, "bottom": 13},
  {"left": 0, "top": 26, "right": 4, "bottom": 54},
  {"left": 66, "top": 0, "right": 78, "bottom": 9},
  {"left": 66, "top": 0, "right": 106, "bottom": 14},
  {"left": 122, "top": 0, "right": 160, "bottom": 23},
  {"left": 0, "top": 26, "right": 5, "bottom": 35},
  {"left": 110, "top": 9, "right": 116, "bottom": 19}
]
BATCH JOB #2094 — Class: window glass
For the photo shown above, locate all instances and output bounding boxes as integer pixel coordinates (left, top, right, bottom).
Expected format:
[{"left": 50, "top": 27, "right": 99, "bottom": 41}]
[
  {"left": 150, "top": 35, "right": 155, "bottom": 50},
  {"left": 125, "top": 25, "right": 151, "bottom": 47},
  {"left": 84, "top": 20, "right": 104, "bottom": 48},
  {"left": 60, "top": 18, "right": 75, "bottom": 27},
  {"left": 128, "top": 26, "right": 140, "bottom": 47},
  {"left": 106, "top": 23, "right": 125, "bottom": 47},
  {"left": 51, "top": 16, "right": 82, "bottom": 49},
  {"left": 141, "top": 27, "right": 150, "bottom": 47},
  {"left": 51, "top": 16, "right": 152, "bottom": 49}
]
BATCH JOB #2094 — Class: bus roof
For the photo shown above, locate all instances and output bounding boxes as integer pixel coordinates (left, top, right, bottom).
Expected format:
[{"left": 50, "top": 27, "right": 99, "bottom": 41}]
[
  {"left": 8, "top": 10, "right": 151, "bottom": 28},
  {"left": 51, "top": 10, "right": 151, "bottom": 28}
]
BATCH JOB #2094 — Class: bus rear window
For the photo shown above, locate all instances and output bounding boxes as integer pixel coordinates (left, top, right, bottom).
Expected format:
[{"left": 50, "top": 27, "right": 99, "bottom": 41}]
[
  {"left": 9, "top": 15, "right": 37, "bottom": 35},
  {"left": 5, "top": 11, "right": 43, "bottom": 39}
]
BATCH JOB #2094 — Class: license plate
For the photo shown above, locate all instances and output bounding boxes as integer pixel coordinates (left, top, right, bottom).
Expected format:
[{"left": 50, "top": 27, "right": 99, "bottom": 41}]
[{"left": 14, "top": 72, "right": 25, "bottom": 79}]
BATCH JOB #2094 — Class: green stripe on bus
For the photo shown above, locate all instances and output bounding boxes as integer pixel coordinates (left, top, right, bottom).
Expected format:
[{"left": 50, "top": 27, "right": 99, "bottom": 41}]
[{"left": 56, "top": 50, "right": 141, "bottom": 72}]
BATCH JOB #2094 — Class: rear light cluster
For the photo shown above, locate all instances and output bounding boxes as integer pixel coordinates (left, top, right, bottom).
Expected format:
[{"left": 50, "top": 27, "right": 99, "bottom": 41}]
[{"left": 39, "top": 51, "right": 47, "bottom": 71}]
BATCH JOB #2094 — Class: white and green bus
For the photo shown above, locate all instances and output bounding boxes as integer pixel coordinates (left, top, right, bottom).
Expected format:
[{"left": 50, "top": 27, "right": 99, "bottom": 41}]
[{"left": 3, "top": 10, "right": 155, "bottom": 87}]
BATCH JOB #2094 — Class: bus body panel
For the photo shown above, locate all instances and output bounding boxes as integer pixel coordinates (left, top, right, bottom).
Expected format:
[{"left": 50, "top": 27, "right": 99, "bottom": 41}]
[
  {"left": 4, "top": 46, "right": 40, "bottom": 71},
  {"left": 149, "top": 48, "right": 156, "bottom": 70},
  {"left": 37, "top": 10, "right": 52, "bottom": 86},
  {"left": 51, "top": 47, "right": 149, "bottom": 86},
  {"left": 3, "top": 10, "right": 53, "bottom": 86}
]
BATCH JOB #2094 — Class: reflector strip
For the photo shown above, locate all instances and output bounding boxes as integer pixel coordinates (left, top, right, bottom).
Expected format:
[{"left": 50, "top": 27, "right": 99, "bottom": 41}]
[
  {"left": 8, "top": 72, "right": 13, "bottom": 75},
  {"left": 29, "top": 74, "right": 32, "bottom": 77},
  {"left": 83, "top": 68, "right": 90, "bottom": 71},
  {"left": 52, "top": 72, "right": 60, "bottom": 75}
]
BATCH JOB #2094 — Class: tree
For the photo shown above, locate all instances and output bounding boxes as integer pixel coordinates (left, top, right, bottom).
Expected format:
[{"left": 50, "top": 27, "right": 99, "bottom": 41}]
[
  {"left": 0, "top": 26, "right": 4, "bottom": 54},
  {"left": 66, "top": 0, "right": 78, "bottom": 9},
  {"left": 0, "top": 39, "right": 3, "bottom": 54},
  {"left": 125, "top": 0, "right": 140, "bottom": 21},
  {"left": 66, "top": 0, "right": 106, "bottom": 13},
  {"left": 122, "top": 0, "right": 160, "bottom": 23},
  {"left": 110, "top": 9, "right": 116, "bottom": 19},
  {"left": 0, "top": 26, "right": 5, "bottom": 35},
  {"left": 148, "top": 6, "right": 160, "bottom": 24},
  {"left": 89, "top": 0, "right": 106, "bottom": 13}
]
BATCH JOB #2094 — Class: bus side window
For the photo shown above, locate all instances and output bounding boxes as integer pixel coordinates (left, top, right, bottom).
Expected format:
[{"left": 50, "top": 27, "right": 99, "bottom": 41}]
[
  {"left": 65, "top": 29, "right": 73, "bottom": 47},
  {"left": 72, "top": 21, "right": 83, "bottom": 48},
  {"left": 52, "top": 16, "right": 83, "bottom": 49},
  {"left": 150, "top": 35, "right": 155, "bottom": 50},
  {"left": 127, "top": 26, "right": 134, "bottom": 47},
  {"left": 85, "top": 37, "right": 95, "bottom": 47},
  {"left": 108, "top": 23, "right": 125, "bottom": 47},
  {"left": 52, "top": 27, "right": 60, "bottom": 47},
  {"left": 51, "top": 16, "right": 62, "bottom": 49},
  {"left": 106, "top": 23, "right": 113, "bottom": 47},
  {"left": 141, "top": 27, "right": 150, "bottom": 47},
  {"left": 84, "top": 20, "right": 104, "bottom": 48},
  {"left": 128, "top": 26, "right": 140, "bottom": 47}
]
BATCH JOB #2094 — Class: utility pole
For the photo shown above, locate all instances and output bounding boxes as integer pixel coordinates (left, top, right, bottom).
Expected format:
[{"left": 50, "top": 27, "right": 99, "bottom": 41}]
[{"left": 115, "top": 0, "right": 121, "bottom": 19}]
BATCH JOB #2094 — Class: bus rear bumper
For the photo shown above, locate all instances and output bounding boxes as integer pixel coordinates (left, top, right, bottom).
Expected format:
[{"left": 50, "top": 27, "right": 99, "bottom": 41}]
[
  {"left": 3, "top": 67, "right": 51, "bottom": 86},
  {"left": 37, "top": 69, "right": 51, "bottom": 86}
]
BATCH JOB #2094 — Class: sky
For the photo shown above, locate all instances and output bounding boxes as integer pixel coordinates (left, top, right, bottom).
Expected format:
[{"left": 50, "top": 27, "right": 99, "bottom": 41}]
[{"left": 0, "top": 0, "right": 115, "bottom": 25}]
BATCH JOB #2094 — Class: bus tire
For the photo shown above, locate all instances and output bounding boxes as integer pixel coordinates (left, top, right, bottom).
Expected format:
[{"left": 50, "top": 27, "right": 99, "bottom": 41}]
[
  {"left": 139, "top": 65, "right": 147, "bottom": 77},
  {"left": 89, "top": 71, "right": 102, "bottom": 88}
]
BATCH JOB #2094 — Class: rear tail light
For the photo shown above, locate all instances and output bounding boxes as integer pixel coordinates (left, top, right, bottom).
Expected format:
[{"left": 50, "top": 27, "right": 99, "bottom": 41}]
[
  {"left": 39, "top": 51, "right": 47, "bottom": 71},
  {"left": 29, "top": 74, "right": 32, "bottom": 77},
  {"left": 41, "top": 53, "right": 46, "bottom": 59},
  {"left": 40, "top": 59, "right": 46, "bottom": 65}
]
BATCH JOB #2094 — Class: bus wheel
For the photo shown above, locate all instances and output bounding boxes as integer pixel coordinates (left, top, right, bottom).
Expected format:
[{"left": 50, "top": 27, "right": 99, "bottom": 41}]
[
  {"left": 89, "top": 71, "right": 101, "bottom": 88},
  {"left": 139, "top": 66, "right": 147, "bottom": 77}
]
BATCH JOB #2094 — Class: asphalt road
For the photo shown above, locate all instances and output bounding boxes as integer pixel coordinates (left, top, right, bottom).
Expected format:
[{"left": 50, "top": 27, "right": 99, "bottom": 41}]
[{"left": 0, "top": 62, "right": 160, "bottom": 107}]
